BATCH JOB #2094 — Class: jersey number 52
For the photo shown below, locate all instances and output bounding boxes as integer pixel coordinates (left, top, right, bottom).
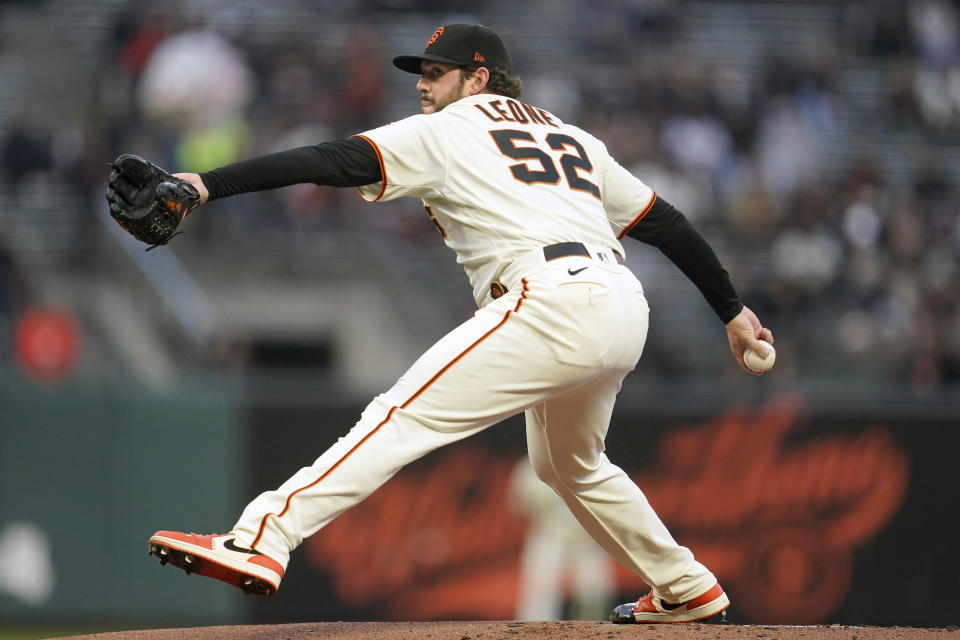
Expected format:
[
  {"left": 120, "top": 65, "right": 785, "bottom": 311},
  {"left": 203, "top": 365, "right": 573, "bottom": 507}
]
[{"left": 489, "top": 130, "right": 601, "bottom": 200}]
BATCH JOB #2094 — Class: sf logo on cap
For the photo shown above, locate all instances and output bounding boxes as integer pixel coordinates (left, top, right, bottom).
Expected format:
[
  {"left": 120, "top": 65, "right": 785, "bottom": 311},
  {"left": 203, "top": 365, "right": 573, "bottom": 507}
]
[{"left": 427, "top": 26, "right": 444, "bottom": 46}]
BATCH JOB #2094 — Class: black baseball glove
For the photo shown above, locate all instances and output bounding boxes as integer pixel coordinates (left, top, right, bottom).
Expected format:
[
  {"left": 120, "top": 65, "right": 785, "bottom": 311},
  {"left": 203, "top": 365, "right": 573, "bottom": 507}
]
[{"left": 105, "top": 154, "right": 201, "bottom": 249}]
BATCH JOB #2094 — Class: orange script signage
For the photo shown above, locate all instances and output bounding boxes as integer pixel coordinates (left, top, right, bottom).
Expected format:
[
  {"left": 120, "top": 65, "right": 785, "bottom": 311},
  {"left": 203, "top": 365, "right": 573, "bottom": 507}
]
[{"left": 305, "top": 395, "right": 909, "bottom": 623}]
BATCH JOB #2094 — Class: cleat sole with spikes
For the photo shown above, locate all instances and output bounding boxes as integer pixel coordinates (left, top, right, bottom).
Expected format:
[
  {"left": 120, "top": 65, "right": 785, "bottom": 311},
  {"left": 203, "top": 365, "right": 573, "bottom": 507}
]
[{"left": 147, "top": 541, "right": 273, "bottom": 596}]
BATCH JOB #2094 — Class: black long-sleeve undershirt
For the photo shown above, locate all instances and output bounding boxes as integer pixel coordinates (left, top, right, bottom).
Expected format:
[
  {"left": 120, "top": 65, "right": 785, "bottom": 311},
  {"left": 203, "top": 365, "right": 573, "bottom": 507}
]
[
  {"left": 626, "top": 196, "right": 743, "bottom": 323},
  {"left": 199, "top": 137, "right": 381, "bottom": 200},
  {"left": 198, "top": 141, "right": 742, "bottom": 323}
]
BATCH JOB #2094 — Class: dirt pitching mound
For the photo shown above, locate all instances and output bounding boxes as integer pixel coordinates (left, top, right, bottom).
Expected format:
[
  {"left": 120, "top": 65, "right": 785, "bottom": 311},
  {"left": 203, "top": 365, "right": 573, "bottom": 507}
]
[{"left": 54, "top": 621, "right": 959, "bottom": 640}]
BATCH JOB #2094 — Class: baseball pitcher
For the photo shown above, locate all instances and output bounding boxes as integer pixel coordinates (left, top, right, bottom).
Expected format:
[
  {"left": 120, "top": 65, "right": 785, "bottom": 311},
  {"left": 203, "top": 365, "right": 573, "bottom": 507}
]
[{"left": 112, "top": 24, "right": 775, "bottom": 623}]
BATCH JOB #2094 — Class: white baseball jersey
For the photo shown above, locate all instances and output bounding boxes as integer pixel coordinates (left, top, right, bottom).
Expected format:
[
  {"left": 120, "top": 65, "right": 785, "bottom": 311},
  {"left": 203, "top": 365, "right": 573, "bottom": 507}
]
[{"left": 354, "top": 94, "right": 656, "bottom": 305}]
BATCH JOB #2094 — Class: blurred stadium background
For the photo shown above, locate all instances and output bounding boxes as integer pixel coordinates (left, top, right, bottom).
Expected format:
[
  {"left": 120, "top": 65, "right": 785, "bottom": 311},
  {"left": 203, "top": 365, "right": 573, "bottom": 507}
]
[{"left": 1, "top": 0, "right": 959, "bottom": 636}]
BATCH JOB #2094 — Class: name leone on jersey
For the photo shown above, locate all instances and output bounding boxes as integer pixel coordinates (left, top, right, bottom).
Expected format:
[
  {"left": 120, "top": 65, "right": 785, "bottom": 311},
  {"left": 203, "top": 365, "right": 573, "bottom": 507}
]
[{"left": 473, "top": 98, "right": 559, "bottom": 128}]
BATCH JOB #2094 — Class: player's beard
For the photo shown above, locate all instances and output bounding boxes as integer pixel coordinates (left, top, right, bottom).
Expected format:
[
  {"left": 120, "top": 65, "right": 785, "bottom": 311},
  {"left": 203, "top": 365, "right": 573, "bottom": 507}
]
[{"left": 420, "top": 71, "right": 471, "bottom": 114}]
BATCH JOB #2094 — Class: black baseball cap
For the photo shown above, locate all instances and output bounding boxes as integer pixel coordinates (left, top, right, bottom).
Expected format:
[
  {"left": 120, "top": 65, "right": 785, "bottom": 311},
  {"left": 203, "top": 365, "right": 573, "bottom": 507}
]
[{"left": 393, "top": 24, "right": 513, "bottom": 75}]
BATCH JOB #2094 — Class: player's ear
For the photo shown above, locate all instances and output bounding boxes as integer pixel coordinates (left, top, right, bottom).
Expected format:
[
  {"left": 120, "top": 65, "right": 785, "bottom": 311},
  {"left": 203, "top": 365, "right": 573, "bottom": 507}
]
[{"left": 467, "top": 66, "right": 490, "bottom": 95}]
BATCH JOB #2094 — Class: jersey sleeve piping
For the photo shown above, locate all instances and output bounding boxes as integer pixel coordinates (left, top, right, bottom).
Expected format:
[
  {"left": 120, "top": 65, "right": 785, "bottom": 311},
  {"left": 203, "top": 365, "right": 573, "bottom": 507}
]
[
  {"left": 351, "top": 134, "right": 386, "bottom": 202},
  {"left": 615, "top": 191, "right": 658, "bottom": 239}
]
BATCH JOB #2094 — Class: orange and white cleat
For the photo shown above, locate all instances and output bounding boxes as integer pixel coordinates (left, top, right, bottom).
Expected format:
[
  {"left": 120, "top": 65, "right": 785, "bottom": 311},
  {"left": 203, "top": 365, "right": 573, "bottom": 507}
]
[
  {"left": 148, "top": 531, "right": 283, "bottom": 596},
  {"left": 610, "top": 582, "right": 730, "bottom": 623}
]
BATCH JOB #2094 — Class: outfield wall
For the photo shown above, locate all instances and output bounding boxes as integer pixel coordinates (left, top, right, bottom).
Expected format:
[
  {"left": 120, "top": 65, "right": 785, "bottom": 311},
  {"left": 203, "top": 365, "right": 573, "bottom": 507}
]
[{"left": 0, "top": 378, "right": 245, "bottom": 626}]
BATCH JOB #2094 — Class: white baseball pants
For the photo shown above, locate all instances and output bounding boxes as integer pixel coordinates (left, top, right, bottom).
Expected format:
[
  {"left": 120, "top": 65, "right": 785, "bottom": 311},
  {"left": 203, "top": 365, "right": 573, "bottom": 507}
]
[{"left": 232, "top": 248, "right": 717, "bottom": 602}]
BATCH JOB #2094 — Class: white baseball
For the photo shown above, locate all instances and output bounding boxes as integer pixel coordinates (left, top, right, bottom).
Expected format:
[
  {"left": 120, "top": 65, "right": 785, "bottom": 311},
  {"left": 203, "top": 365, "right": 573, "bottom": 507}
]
[{"left": 743, "top": 340, "right": 775, "bottom": 372}]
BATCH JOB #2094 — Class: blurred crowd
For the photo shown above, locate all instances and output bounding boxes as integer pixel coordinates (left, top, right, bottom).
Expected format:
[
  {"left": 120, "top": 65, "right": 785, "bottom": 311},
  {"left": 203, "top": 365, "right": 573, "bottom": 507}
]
[{"left": 1, "top": 0, "right": 959, "bottom": 395}]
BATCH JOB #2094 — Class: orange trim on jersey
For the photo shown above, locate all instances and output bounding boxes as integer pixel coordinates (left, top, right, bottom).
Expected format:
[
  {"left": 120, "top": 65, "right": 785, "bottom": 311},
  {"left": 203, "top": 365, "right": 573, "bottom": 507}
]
[
  {"left": 616, "top": 191, "right": 657, "bottom": 239},
  {"left": 351, "top": 134, "right": 386, "bottom": 202},
  {"left": 424, "top": 205, "right": 448, "bottom": 238},
  {"left": 251, "top": 279, "right": 531, "bottom": 549}
]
